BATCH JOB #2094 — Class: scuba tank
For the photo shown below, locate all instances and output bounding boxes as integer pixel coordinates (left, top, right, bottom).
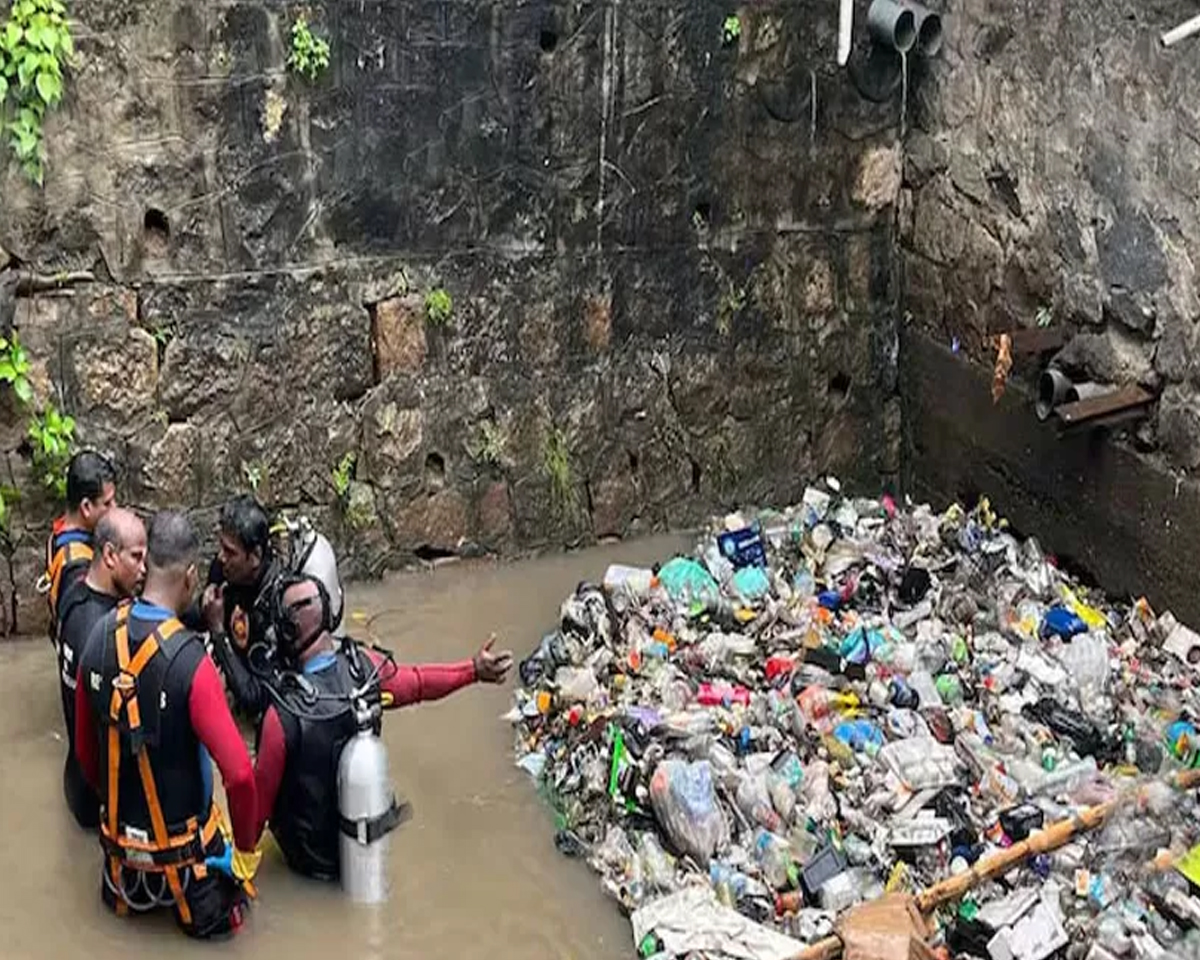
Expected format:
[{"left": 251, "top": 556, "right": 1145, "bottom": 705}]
[
  {"left": 270, "top": 514, "right": 347, "bottom": 638},
  {"left": 336, "top": 674, "right": 410, "bottom": 902}
]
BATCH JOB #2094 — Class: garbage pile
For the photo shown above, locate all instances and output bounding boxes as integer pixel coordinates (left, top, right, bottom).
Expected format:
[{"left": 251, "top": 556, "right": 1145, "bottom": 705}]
[{"left": 507, "top": 479, "right": 1200, "bottom": 960}]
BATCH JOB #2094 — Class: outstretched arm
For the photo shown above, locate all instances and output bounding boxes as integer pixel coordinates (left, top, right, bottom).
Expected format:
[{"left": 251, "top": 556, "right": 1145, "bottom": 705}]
[{"left": 365, "top": 636, "right": 513, "bottom": 709}]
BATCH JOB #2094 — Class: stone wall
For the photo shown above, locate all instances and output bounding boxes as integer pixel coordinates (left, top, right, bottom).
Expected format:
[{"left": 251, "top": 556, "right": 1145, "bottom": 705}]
[
  {"left": 901, "top": 0, "right": 1200, "bottom": 619},
  {"left": 0, "top": 0, "right": 907, "bottom": 634}
]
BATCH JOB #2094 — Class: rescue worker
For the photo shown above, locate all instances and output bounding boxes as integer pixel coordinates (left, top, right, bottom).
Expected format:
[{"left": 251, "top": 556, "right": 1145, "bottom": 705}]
[
  {"left": 56, "top": 508, "right": 146, "bottom": 829},
  {"left": 188, "top": 495, "right": 282, "bottom": 716},
  {"left": 41, "top": 450, "right": 117, "bottom": 646},
  {"left": 245, "top": 574, "right": 513, "bottom": 881},
  {"left": 74, "top": 511, "right": 262, "bottom": 939}
]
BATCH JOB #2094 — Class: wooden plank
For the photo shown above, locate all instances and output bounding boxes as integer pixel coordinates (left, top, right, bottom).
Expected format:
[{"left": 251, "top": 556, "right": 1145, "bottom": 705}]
[
  {"left": 1054, "top": 384, "right": 1155, "bottom": 426},
  {"left": 1007, "top": 327, "right": 1067, "bottom": 356}
]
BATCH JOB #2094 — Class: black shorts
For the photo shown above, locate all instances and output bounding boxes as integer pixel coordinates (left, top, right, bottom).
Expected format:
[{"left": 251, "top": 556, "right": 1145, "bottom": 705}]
[{"left": 100, "top": 832, "right": 248, "bottom": 940}]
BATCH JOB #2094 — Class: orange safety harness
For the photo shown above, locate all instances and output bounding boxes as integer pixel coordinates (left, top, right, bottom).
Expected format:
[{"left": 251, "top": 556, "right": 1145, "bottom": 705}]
[
  {"left": 101, "top": 603, "right": 219, "bottom": 924},
  {"left": 40, "top": 527, "right": 93, "bottom": 623}
]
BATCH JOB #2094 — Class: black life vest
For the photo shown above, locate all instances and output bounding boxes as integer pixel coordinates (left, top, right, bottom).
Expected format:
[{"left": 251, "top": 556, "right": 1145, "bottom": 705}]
[
  {"left": 56, "top": 578, "right": 117, "bottom": 748},
  {"left": 270, "top": 653, "right": 362, "bottom": 880},
  {"left": 84, "top": 601, "right": 219, "bottom": 924},
  {"left": 42, "top": 521, "right": 93, "bottom": 641}
]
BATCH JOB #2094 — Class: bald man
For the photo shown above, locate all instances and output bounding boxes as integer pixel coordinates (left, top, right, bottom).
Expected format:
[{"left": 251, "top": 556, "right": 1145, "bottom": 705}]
[
  {"left": 56, "top": 508, "right": 146, "bottom": 828},
  {"left": 244, "top": 574, "right": 512, "bottom": 881}
]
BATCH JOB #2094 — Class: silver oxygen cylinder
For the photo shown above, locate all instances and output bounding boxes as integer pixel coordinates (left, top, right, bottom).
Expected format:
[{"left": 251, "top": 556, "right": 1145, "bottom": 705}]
[
  {"left": 337, "top": 719, "right": 394, "bottom": 903},
  {"left": 295, "top": 523, "right": 347, "bottom": 638}
]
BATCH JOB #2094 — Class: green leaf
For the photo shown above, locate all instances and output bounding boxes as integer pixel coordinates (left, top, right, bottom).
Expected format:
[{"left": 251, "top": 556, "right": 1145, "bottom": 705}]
[
  {"left": 3, "top": 23, "right": 22, "bottom": 50},
  {"left": 12, "top": 378, "right": 32, "bottom": 404},
  {"left": 35, "top": 68, "right": 59, "bottom": 103},
  {"left": 59, "top": 31, "right": 72, "bottom": 58},
  {"left": 16, "top": 55, "right": 35, "bottom": 89},
  {"left": 0, "top": 75, "right": 7, "bottom": 101}
]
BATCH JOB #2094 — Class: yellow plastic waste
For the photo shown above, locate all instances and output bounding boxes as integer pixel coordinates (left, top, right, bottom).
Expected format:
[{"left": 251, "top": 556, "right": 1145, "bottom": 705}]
[
  {"left": 1062, "top": 587, "right": 1107, "bottom": 630},
  {"left": 1175, "top": 842, "right": 1200, "bottom": 887}
]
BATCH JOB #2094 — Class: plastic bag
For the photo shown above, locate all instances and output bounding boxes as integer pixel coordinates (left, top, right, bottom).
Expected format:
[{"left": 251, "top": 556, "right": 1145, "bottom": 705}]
[
  {"left": 648, "top": 760, "right": 729, "bottom": 865},
  {"left": 639, "top": 833, "right": 677, "bottom": 893},
  {"left": 736, "top": 771, "right": 782, "bottom": 832},
  {"left": 658, "top": 557, "right": 721, "bottom": 608},
  {"left": 554, "top": 665, "right": 599, "bottom": 703}
]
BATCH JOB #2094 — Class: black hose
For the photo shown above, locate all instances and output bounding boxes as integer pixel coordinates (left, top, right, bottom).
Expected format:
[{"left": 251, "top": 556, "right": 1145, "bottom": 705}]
[{"left": 244, "top": 638, "right": 397, "bottom": 727}]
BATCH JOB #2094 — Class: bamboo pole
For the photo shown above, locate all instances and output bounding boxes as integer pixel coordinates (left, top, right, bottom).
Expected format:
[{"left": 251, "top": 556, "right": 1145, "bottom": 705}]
[{"left": 791, "top": 766, "right": 1200, "bottom": 960}]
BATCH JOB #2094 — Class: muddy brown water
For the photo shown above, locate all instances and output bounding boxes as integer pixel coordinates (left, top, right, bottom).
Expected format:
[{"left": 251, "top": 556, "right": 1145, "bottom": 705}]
[{"left": 0, "top": 534, "right": 690, "bottom": 960}]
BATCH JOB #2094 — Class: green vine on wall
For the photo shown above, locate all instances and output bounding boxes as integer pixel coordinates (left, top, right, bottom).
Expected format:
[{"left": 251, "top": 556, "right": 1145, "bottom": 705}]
[
  {"left": 0, "top": 0, "right": 73, "bottom": 185},
  {"left": 0, "top": 333, "right": 76, "bottom": 527},
  {"left": 287, "top": 15, "right": 329, "bottom": 82}
]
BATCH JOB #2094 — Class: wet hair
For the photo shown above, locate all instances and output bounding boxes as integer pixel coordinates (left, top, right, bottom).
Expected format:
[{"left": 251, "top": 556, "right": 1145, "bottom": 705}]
[
  {"left": 218, "top": 495, "right": 271, "bottom": 558},
  {"left": 146, "top": 511, "right": 198, "bottom": 573},
  {"left": 65, "top": 451, "right": 116, "bottom": 511}
]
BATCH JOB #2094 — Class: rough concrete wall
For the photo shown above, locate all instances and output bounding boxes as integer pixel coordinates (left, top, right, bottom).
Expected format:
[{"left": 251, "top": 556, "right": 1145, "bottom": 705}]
[
  {"left": 0, "top": 0, "right": 906, "bottom": 633},
  {"left": 900, "top": 0, "right": 1200, "bottom": 617}
]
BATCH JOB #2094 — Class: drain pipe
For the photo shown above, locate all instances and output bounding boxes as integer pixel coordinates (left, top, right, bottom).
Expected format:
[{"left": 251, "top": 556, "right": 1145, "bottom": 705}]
[
  {"left": 867, "top": 0, "right": 918, "bottom": 52},
  {"left": 1162, "top": 14, "right": 1200, "bottom": 47},
  {"left": 1036, "top": 368, "right": 1072, "bottom": 421},
  {"left": 838, "top": 0, "right": 854, "bottom": 65},
  {"left": 900, "top": 0, "right": 944, "bottom": 56}
]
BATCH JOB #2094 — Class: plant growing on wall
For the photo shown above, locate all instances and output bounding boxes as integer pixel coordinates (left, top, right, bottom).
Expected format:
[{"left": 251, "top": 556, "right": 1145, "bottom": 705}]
[
  {"left": 424, "top": 288, "right": 453, "bottom": 326},
  {"left": 331, "top": 451, "right": 355, "bottom": 498},
  {"left": 542, "top": 427, "right": 578, "bottom": 514},
  {"left": 0, "top": 0, "right": 74, "bottom": 184},
  {"left": 0, "top": 332, "right": 32, "bottom": 403},
  {"left": 28, "top": 403, "right": 74, "bottom": 498},
  {"left": 722, "top": 15, "right": 741, "bottom": 46},
  {"left": 465, "top": 419, "right": 507, "bottom": 468},
  {"left": 287, "top": 15, "right": 330, "bottom": 82}
]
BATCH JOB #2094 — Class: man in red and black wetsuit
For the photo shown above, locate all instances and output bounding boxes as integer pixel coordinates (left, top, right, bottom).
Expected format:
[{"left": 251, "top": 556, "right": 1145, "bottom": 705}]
[
  {"left": 238, "top": 575, "right": 513, "bottom": 881},
  {"left": 56, "top": 507, "right": 145, "bottom": 829},
  {"left": 74, "top": 511, "right": 262, "bottom": 939},
  {"left": 42, "top": 450, "right": 117, "bottom": 647}
]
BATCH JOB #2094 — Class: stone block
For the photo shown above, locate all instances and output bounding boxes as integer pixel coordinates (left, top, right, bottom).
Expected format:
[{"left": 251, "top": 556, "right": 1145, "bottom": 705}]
[
  {"left": 387, "top": 488, "right": 471, "bottom": 553},
  {"left": 372, "top": 294, "right": 427, "bottom": 378},
  {"left": 852, "top": 144, "right": 902, "bottom": 211},
  {"left": 582, "top": 293, "right": 612, "bottom": 353},
  {"left": 71, "top": 327, "right": 158, "bottom": 426},
  {"left": 361, "top": 399, "right": 425, "bottom": 488},
  {"left": 1157, "top": 385, "right": 1200, "bottom": 469},
  {"left": 136, "top": 422, "right": 200, "bottom": 509},
  {"left": 476, "top": 480, "right": 514, "bottom": 547}
]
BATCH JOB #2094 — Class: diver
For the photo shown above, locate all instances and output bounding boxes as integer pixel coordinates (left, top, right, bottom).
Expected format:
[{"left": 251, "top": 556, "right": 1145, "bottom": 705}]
[
  {"left": 231, "top": 574, "right": 512, "bottom": 881},
  {"left": 40, "top": 450, "right": 117, "bottom": 646},
  {"left": 55, "top": 508, "right": 146, "bottom": 829},
  {"left": 74, "top": 511, "right": 261, "bottom": 939},
  {"left": 190, "top": 495, "right": 283, "bottom": 716}
]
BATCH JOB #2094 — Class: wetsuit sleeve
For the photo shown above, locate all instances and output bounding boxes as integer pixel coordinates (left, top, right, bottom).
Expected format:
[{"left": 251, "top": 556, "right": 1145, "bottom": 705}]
[
  {"left": 209, "top": 630, "right": 266, "bottom": 716},
  {"left": 74, "top": 658, "right": 99, "bottom": 790},
  {"left": 367, "top": 647, "right": 477, "bottom": 708},
  {"left": 252, "top": 707, "right": 287, "bottom": 843},
  {"left": 188, "top": 656, "right": 257, "bottom": 851}
]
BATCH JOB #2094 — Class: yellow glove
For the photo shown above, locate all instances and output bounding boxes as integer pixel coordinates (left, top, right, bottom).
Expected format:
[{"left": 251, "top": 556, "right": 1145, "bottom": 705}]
[{"left": 205, "top": 844, "right": 262, "bottom": 897}]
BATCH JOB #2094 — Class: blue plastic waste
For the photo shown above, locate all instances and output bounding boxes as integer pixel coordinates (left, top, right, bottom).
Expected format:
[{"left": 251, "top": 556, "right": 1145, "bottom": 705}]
[
  {"left": 1040, "top": 605, "right": 1088, "bottom": 640},
  {"left": 658, "top": 557, "right": 721, "bottom": 608},
  {"left": 732, "top": 565, "right": 771, "bottom": 601}
]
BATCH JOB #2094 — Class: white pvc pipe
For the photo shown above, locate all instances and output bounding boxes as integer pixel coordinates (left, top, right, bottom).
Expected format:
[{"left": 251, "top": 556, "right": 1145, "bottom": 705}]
[
  {"left": 838, "top": 0, "right": 854, "bottom": 65},
  {"left": 1162, "top": 13, "right": 1200, "bottom": 47}
]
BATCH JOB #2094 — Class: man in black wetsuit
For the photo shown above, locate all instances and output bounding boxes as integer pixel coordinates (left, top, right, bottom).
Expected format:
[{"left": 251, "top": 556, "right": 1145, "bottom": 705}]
[
  {"left": 55, "top": 507, "right": 146, "bottom": 827},
  {"left": 193, "top": 495, "right": 283, "bottom": 717}
]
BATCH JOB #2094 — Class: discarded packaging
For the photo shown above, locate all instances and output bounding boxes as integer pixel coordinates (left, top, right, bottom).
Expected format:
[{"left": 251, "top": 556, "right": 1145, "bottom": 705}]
[{"left": 509, "top": 480, "right": 1200, "bottom": 958}]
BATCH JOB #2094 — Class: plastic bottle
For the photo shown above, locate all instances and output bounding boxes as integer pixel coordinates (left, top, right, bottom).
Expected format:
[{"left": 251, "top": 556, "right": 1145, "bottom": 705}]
[
  {"left": 697, "top": 681, "right": 752, "bottom": 707},
  {"left": 603, "top": 564, "right": 658, "bottom": 599}
]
